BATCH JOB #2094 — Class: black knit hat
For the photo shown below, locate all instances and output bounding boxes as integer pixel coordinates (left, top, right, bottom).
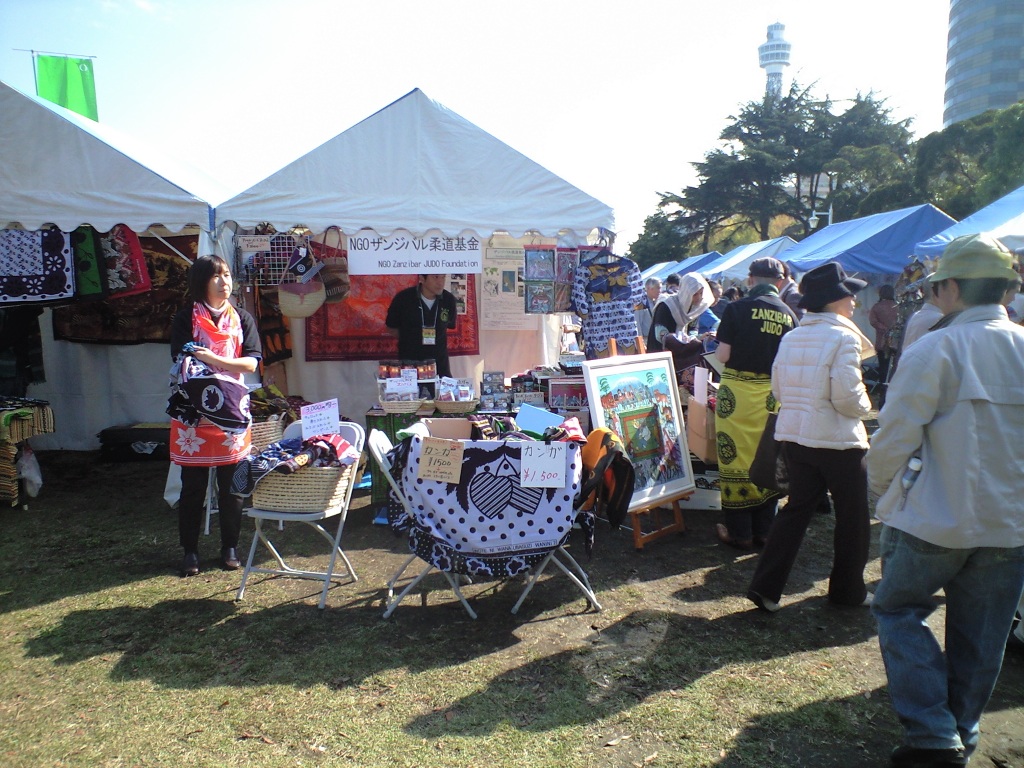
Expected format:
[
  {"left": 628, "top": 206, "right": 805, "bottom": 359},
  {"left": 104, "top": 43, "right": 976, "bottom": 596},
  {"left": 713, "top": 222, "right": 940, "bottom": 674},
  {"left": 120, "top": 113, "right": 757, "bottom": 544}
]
[
  {"left": 749, "top": 257, "right": 785, "bottom": 279},
  {"left": 797, "top": 262, "right": 867, "bottom": 310}
]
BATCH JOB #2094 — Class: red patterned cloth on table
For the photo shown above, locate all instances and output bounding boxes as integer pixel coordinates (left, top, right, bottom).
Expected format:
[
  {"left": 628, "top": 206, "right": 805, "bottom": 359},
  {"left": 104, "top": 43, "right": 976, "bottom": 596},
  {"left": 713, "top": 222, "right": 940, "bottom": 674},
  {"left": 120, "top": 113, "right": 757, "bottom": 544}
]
[
  {"left": 169, "top": 303, "right": 251, "bottom": 467},
  {"left": 305, "top": 274, "right": 479, "bottom": 361}
]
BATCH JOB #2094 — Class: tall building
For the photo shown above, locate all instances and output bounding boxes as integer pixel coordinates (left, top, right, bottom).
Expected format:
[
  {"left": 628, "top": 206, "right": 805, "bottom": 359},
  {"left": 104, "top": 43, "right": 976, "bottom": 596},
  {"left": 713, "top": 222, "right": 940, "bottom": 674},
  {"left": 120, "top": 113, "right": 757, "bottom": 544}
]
[
  {"left": 944, "top": 0, "right": 1024, "bottom": 126},
  {"left": 758, "top": 22, "right": 791, "bottom": 101}
]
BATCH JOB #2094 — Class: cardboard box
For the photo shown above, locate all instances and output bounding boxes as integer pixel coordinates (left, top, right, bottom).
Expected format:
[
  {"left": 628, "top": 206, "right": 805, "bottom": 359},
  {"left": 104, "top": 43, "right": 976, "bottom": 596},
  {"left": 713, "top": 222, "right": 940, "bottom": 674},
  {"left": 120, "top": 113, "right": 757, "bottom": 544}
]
[
  {"left": 687, "top": 395, "right": 717, "bottom": 464},
  {"left": 421, "top": 417, "right": 474, "bottom": 440},
  {"left": 678, "top": 469, "right": 721, "bottom": 510}
]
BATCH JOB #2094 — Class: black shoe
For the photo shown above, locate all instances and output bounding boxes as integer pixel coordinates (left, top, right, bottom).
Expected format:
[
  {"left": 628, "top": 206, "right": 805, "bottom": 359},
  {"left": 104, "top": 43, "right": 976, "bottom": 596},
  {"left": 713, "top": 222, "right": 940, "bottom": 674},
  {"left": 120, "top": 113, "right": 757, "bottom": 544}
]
[
  {"left": 181, "top": 551, "right": 200, "bottom": 577},
  {"left": 220, "top": 547, "right": 241, "bottom": 570},
  {"left": 1007, "top": 629, "right": 1024, "bottom": 654},
  {"left": 890, "top": 745, "right": 967, "bottom": 766}
]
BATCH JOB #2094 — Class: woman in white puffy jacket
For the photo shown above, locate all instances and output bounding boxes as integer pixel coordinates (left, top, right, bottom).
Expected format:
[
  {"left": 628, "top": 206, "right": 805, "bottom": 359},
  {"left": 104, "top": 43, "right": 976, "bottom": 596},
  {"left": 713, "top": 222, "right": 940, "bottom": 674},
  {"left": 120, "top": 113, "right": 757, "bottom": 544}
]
[{"left": 747, "top": 262, "right": 875, "bottom": 612}]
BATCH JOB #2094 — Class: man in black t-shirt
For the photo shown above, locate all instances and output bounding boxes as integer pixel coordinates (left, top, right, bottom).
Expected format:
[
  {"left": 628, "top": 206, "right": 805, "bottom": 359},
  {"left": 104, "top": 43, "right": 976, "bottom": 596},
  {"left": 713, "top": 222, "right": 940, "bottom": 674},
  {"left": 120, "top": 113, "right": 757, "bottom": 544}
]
[
  {"left": 385, "top": 274, "right": 458, "bottom": 378},
  {"left": 712, "top": 258, "right": 799, "bottom": 550}
]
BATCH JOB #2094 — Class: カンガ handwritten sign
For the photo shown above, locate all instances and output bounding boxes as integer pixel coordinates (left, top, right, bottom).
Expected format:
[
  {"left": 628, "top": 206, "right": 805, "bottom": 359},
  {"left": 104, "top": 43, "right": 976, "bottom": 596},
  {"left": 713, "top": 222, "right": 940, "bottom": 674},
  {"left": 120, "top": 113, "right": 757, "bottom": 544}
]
[
  {"left": 416, "top": 437, "right": 465, "bottom": 484},
  {"left": 520, "top": 442, "right": 566, "bottom": 488}
]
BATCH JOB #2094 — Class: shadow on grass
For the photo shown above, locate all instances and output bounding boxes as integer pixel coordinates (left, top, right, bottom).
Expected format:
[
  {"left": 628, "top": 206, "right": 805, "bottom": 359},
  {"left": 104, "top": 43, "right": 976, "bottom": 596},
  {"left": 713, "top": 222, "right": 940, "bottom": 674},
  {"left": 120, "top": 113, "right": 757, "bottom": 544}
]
[
  {"left": 714, "top": 686, "right": 899, "bottom": 768},
  {"left": 401, "top": 606, "right": 882, "bottom": 737},
  {"left": 23, "top": 596, "right": 526, "bottom": 689}
]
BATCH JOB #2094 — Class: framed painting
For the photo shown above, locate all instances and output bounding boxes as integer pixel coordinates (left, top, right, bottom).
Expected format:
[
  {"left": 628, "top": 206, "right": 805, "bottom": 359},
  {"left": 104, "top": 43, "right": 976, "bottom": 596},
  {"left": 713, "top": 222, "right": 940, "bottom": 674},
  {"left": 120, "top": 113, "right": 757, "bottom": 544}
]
[
  {"left": 582, "top": 352, "right": 695, "bottom": 511},
  {"left": 547, "top": 377, "right": 589, "bottom": 409}
]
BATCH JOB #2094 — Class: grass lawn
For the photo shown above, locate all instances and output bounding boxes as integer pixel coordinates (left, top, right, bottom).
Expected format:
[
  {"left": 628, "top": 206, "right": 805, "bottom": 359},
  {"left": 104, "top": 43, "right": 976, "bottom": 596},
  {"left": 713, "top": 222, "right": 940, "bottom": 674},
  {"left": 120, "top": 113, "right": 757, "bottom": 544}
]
[{"left": 0, "top": 450, "right": 1021, "bottom": 767}]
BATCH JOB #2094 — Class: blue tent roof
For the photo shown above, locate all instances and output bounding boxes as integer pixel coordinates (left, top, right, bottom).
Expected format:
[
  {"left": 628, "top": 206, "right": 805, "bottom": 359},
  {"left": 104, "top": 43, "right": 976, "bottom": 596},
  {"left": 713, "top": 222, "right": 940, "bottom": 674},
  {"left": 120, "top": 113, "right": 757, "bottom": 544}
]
[
  {"left": 640, "top": 261, "right": 671, "bottom": 280},
  {"left": 914, "top": 185, "right": 1024, "bottom": 258},
  {"left": 647, "top": 259, "right": 689, "bottom": 283},
  {"left": 701, "top": 237, "right": 797, "bottom": 280},
  {"left": 785, "top": 204, "right": 956, "bottom": 275},
  {"left": 680, "top": 250, "right": 724, "bottom": 273}
]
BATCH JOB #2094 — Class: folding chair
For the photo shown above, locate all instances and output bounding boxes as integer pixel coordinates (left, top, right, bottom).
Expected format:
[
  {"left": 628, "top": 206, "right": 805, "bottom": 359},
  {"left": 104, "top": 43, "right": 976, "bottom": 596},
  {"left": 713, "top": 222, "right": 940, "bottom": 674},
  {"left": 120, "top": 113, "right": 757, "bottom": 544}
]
[
  {"left": 368, "top": 429, "right": 478, "bottom": 618},
  {"left": 370, "top": 430, "right": 601, "bottom": 619},
  {"left": 235, "top": 421, "right": 364, "bottom": 609}
]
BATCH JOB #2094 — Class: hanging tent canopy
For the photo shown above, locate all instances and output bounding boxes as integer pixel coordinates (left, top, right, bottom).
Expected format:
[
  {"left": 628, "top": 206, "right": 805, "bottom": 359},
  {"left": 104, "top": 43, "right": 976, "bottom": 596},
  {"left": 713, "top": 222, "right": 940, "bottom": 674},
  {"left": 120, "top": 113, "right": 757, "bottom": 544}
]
[
  {"left": 784, "top": 204, "right": 956, "bottom": 276},
  {"left": 640, "top": 262, "right": 672, "bottom": 281},
  {"left": 645, "top": 252, "right": 723, "bottom": 285},
  {"left": 703, "top": 236, "right": 797, "bottom": 283},
  {"left": 0, "top": 81, "right": 226, "bottom": 233},
  {"left": 214, "top": 88, "right": 612, "bottom": 239},
  {"left": 212, "top": 88, "right": 614, "bottom": 421},
  {"left": 0, "top": 80, "right": 229, "bottom": 450},
  {"left": 676, "top": 251, "right": 724, "bottom": 275},
  {"left": 914, "top": 184, "right": 1024, "bottom": 258},
  {"left": 646, "top": 260, "right": 689, "bottom": 284}
]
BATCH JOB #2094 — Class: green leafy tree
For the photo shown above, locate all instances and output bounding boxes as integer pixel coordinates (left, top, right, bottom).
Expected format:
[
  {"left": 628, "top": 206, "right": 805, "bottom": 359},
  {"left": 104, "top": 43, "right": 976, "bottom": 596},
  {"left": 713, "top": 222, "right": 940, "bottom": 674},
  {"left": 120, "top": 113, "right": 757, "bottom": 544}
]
[
  {"left": 634, "top": 85, "right": 920, "bottom": 250},
  {"left": 976, "top": 101, "right": 1024, "bottom": 205},
  {"left": 627, "top": 209, "right": 693, "bottom": 270},
  {"left": 913, "top": 110, "right": 997, "bottom": 219}
]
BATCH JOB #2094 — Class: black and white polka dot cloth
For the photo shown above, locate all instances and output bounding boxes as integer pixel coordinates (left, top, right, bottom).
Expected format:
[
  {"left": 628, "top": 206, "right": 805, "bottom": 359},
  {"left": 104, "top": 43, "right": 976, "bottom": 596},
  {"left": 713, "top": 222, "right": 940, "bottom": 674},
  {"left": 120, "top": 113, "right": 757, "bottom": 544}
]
[{"left": 400, "top": 436, "right": 583, "bottom": 579}]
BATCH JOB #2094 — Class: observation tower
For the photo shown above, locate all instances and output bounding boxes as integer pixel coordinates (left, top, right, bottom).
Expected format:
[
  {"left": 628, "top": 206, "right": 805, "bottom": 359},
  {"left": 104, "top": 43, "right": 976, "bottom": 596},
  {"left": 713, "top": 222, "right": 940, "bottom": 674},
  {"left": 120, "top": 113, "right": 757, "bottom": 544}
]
[{"left": 758, "top": 22, "right": 792, "bottom": 101}]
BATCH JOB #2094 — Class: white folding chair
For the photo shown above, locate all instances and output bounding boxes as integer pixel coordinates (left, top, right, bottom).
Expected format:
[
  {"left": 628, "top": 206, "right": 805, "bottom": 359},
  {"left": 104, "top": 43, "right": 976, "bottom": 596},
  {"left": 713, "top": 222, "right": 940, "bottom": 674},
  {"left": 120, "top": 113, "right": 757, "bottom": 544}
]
[
  {"left": 371, "top": 430, "right": 601, "bottom": 619},
  {"left": 236, "top": 421, "right": 364, "bottom": 609},
  {"left": 368, "top": 429, "right": 478, "bottom": 619}
]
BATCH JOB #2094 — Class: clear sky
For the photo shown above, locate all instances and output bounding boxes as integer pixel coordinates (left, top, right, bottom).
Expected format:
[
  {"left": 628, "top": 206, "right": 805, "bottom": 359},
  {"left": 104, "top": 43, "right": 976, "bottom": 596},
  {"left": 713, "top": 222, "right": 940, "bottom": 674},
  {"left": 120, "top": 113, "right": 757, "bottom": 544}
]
[{"left": 0, "top": 0, "right": 950, "bottom": 250}]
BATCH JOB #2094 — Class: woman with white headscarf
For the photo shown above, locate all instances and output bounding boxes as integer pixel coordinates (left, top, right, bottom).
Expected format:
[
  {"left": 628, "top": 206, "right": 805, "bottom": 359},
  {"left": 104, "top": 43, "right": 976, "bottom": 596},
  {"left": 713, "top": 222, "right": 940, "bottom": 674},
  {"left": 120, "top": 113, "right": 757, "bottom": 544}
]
[{"left": 646, "top": 272, "right": 713, "bottom": 352}]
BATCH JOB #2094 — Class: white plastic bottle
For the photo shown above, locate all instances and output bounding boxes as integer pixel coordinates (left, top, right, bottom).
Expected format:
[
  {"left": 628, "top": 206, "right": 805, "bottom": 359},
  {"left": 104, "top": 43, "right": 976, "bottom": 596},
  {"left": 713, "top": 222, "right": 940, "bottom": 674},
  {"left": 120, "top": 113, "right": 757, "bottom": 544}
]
[{"left": 901, "top": 457, "right": 923, "bottom": 490}]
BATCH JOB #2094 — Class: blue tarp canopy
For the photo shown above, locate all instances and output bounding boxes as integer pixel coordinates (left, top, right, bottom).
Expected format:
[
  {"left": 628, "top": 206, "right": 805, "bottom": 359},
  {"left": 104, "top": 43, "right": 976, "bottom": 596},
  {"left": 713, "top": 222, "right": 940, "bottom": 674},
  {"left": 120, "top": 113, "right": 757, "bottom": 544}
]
[
  {"left": 640, "top": 261, "right": 672, "bottom": 280},
  {"left": 663, "top": 250, "right": 729, "bottom": 278},
  {"left": 701, "top": 236, "right": 797, "bottom": 282},
  {"left": 645, "top": 259, "right": 688, "bottom": 283},
  {"left": 914, "top": 185, "right": 1024, "bottom": 258},
  {"left": 784, "top": 204, "right": 956, "bottom": 276}
]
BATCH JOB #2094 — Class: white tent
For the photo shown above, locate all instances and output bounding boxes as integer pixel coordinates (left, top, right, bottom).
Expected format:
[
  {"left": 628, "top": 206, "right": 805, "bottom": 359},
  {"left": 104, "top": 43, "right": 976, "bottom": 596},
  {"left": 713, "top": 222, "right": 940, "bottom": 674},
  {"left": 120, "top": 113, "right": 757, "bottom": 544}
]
[
  {"left": 215, "top": 89, "right": 614, "bottom": 421},
  {"left": 1, "top": 81, "right": 226, "bottom": 234},
  {"left": 1, "top": 81, "right": 227, "bottom": 450},
  {"left": 914, "top": 184, "right": 1024, "bottom": 258},
  {"left": 215, "top": 88, "right": 612, "bottom": 239},
  {"left": 704, "top": 237, "right": 798, "bottom": 284}
]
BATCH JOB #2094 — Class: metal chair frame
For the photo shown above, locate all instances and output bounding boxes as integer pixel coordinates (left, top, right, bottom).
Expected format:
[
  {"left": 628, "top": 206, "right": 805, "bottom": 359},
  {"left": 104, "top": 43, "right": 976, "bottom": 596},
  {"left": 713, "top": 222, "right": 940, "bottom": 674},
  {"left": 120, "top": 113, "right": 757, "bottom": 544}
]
[
  {"left": 236, "top": 421, "right": 364, "bottom": 609},
  {"left": 368, "top": 429, "right": 601, "bottom": 619}
]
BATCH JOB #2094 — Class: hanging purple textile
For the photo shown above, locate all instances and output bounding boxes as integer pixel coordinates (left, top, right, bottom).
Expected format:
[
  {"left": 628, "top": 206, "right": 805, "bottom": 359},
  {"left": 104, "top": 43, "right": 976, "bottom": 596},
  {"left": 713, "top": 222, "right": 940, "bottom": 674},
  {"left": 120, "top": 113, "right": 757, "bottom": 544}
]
[{"left": 0, "top": 229, "right": 74, "bottom": 304}]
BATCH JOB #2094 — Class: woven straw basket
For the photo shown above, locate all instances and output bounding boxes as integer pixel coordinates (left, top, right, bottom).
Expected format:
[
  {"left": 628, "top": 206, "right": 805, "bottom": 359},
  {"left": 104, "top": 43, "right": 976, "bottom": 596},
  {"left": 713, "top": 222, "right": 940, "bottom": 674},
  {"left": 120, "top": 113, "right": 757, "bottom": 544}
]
[
  {"left": 378, "top": 399, "right": 426, "bottom": 414},
  {"left": 250, "top": 419, "right": 285, "bottom": 450},
  {"left": 252, "top": 464, "right": 355, "bottom": 513},
  {"left": 278, "top": 279, "right": 326, "bottom": 318},
  {"left": 432, "top": 399, "right": 479, "bottom": 414}
]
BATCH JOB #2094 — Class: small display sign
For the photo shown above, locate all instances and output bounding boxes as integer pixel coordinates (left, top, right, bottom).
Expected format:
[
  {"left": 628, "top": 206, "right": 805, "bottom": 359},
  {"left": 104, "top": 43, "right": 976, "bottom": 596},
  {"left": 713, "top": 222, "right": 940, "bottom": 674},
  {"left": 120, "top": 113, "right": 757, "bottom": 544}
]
[
  {"left": 520, "top": 442, "right": 567, "bottom": 488},
  {"left": 416, "top": 437, "right": 465, "bottom": 484},
  {"left": 300, "top": 398, "right": 340, "bottom": 439}
]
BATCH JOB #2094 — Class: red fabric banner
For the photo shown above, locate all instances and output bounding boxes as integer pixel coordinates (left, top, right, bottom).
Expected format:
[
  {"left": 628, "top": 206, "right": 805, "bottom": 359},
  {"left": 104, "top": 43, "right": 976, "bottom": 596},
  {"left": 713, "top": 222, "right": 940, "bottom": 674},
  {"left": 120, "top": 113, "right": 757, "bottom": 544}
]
[{"left": 305, "top": 274, "right": 479, "bottom": 361}]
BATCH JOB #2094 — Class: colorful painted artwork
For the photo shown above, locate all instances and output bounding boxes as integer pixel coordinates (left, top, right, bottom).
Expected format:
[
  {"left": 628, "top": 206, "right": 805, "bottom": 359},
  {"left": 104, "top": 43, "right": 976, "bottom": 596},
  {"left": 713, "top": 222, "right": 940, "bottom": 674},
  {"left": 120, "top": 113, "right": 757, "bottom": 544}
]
[{"left": 582, "top": 352, "right": 694, "bottom": 510}]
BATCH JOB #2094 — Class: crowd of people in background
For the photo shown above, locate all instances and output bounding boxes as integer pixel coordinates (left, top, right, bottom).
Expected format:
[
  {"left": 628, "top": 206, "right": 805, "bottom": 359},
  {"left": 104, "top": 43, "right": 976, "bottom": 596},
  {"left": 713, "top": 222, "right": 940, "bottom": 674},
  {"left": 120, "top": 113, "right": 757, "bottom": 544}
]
[
  {"left": 670, "top": 234, "right": 1024, "bottom": 768},
  {"left": 167, "top": 236, "right": 1024, "bottom": 768}
]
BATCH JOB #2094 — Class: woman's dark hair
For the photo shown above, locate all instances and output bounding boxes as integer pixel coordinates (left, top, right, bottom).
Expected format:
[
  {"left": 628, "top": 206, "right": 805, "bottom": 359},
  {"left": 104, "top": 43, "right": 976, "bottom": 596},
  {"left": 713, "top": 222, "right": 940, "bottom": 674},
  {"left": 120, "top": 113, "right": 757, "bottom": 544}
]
[
  {"left": 188, "top": 255, "right": 230, "bottom": 304},
  {"left": 878, "top": 284, "right": 895, "bottom": 301},
  {"left": 723, "top": 287, "right": 741, "bottom": 301}
]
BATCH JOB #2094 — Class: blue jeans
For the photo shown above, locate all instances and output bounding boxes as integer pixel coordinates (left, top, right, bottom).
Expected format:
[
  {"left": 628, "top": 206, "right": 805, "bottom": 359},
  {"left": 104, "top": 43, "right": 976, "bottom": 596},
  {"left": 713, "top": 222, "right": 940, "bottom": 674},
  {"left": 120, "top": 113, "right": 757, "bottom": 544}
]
[{"left": 872, "top": 525, "right": 1024, "bottom": 755}]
